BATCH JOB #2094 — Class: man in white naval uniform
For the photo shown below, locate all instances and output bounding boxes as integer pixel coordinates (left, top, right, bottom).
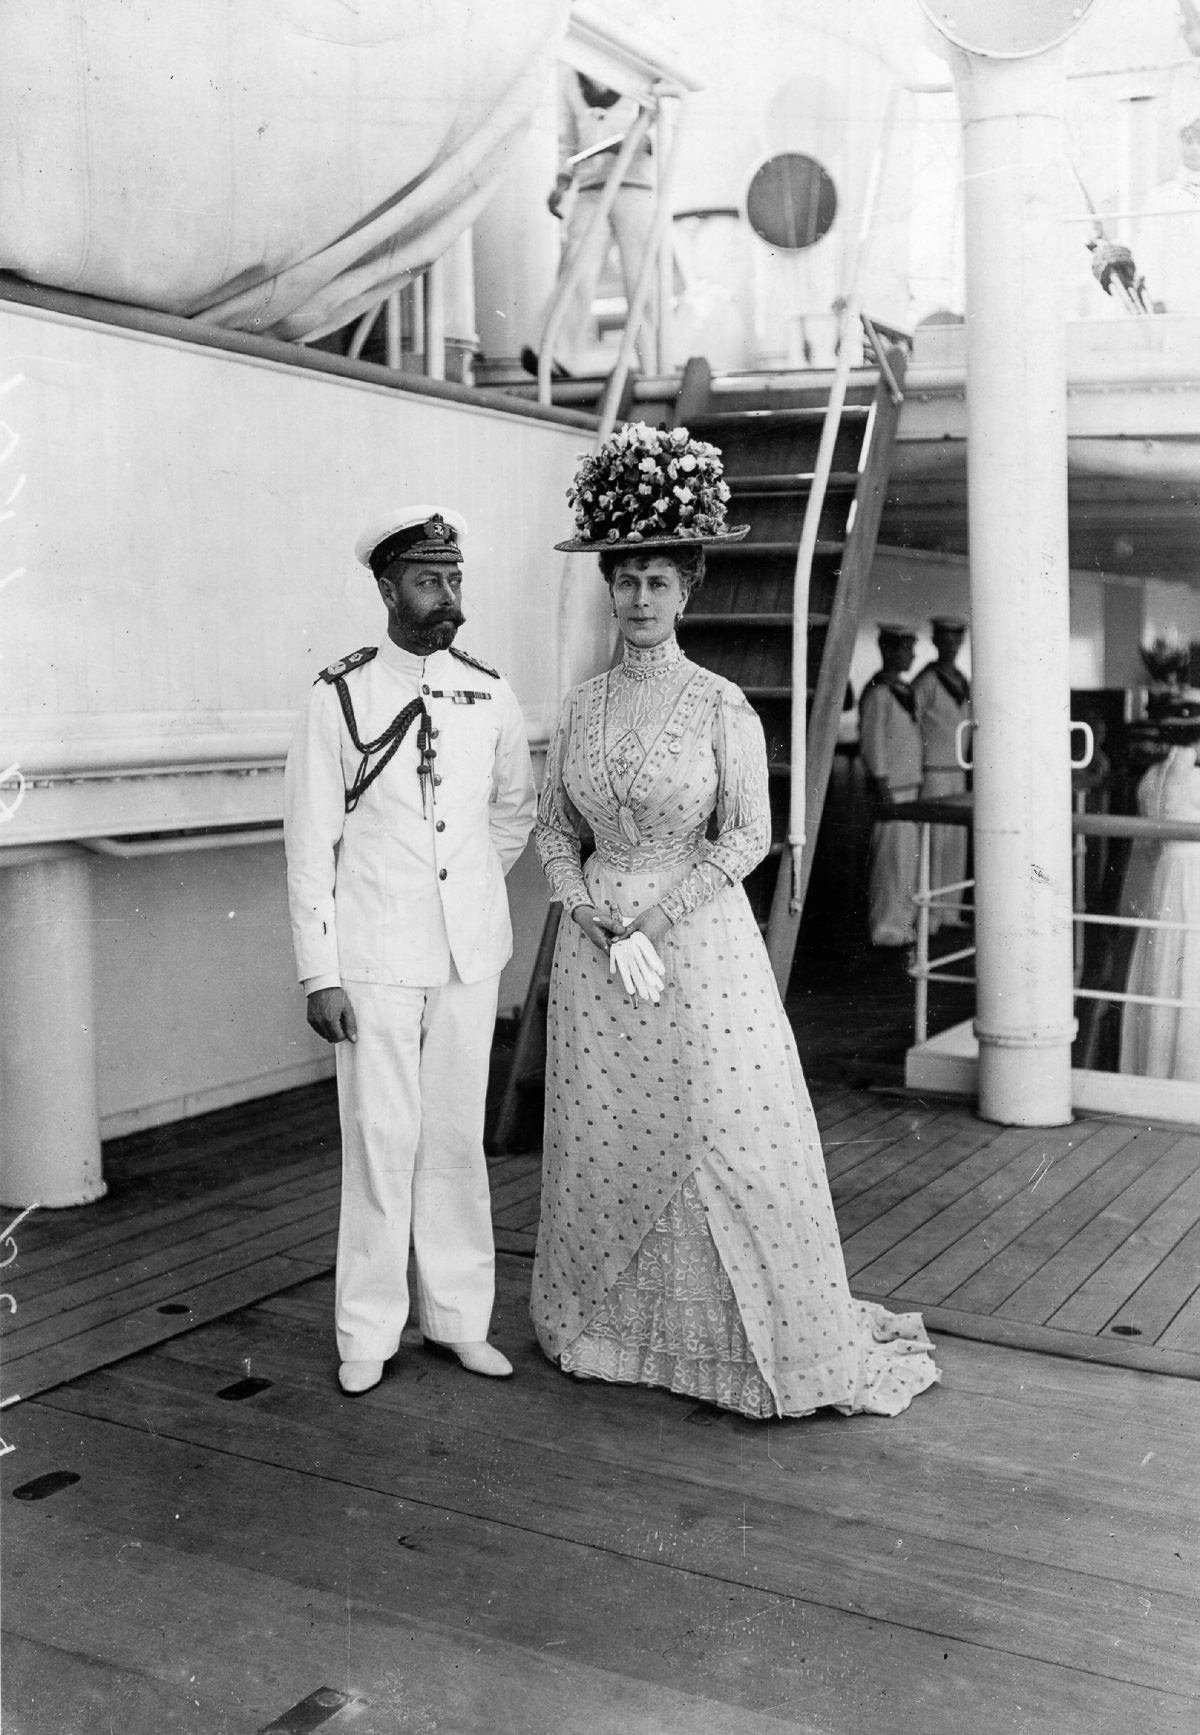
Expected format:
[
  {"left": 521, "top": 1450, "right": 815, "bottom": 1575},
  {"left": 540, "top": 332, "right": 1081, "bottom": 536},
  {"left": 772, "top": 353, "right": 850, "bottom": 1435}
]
[
  {"left": 912, "top": 616, "right": 971, "bottom": 935},
  {"left": 284, "top": 506, "right": 536, "bottom": 1394},
  {"left": 858, "top": 624, "right": 922, "bottom": 948}
]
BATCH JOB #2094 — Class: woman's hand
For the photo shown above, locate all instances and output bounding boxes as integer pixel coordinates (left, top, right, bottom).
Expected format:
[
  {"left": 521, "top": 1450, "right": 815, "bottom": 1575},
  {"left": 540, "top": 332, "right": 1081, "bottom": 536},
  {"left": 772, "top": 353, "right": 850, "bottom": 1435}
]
[
  {"left": 571, "top": 904, "right": 624, "bottom": 955},
  {"left": 626, "top": 905, "right": 672, "bottom": 951}
]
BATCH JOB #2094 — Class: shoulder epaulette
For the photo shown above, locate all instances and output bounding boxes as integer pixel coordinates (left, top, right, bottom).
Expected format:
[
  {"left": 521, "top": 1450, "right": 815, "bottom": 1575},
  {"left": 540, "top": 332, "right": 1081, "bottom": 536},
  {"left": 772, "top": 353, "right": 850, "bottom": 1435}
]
[
  {"left": 316, "top": 646, "right": 377, "bottom": 684},
  {"left": 449, "top": 646, "right": 500, "bottom": 680}
]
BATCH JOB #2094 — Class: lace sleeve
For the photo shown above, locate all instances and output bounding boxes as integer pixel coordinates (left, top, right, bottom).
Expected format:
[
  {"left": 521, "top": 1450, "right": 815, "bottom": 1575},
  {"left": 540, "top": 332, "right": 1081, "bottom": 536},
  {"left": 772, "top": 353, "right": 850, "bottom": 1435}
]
[
  {"left": 535, "top": 693, "right": 592, "bottom": 912},
  {"left": 658, "top": 691, "right": 771, "bottom": 925}
]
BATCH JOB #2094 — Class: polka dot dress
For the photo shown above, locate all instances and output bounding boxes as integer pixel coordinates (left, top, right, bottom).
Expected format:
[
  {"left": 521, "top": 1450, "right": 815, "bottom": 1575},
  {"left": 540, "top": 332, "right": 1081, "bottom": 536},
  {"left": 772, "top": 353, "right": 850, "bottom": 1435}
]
[{"left": 531, "top": 648, "right": 939, "bottom": 1420}]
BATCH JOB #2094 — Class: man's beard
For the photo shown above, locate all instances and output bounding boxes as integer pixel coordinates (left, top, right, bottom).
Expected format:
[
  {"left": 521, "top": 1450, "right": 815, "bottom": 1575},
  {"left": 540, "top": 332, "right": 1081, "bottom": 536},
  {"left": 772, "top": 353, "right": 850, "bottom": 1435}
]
[{"left": 399, "top": 607, "right": 465, "bottom": 652}]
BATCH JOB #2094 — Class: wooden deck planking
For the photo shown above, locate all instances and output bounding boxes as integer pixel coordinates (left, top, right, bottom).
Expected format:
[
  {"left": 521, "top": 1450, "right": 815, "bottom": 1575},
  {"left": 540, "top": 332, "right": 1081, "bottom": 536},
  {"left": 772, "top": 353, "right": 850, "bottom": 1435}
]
[
  {"left": 29, "top": 1363, "right": 1199, "bottom": 1700},
  {"left": 1157, "top": 1279, "right": 1200, "bottom": 1352},
  {"left": 5, "top": 1182, "right": 340, "bottom": 1330},
  {"left": 1047, "top": 1162, "right": 1200, "bottom": 1335},
  {"left": 151, "top": 1282, "right": 1200, "bottom": 1570},
  {"left": 816, "top": 1098, "right": 936, "bottom": 1178},
  {"left": 9, "top": 1255, "right": 1198, "bottom": 1732},
  {"left": 0, "top": 1255, "right": 312, "bottom": 1401},
  {"left": 2, "top": 1188, "right": 340, "bottom": 1359},
  {"left": 944, "top": 1127, "right": 1188, "bottom": 1317},
  {"left": 831, "top": 1111, "right": 1007, "bottom": 1216},
  {"left": 1102, "top": 1214, "right": 1200, "bottom": 1345},
  {"left": 844, "top": 1119, "right": 1128, "bottom": 1294},
  {"left": 4, "top": 1084, "right": 1199, "bottom": 1416},
  {"left": 887, "top": 1121, "right": 1142, "bottom": 1308},
  {"left": 6, "top": 1499, "right": 804, "bottom": 1735},
  {"left": 9, "top": 1411, "right": 1177, "bottom": 1735},
  {"left": 6, "top": 1148, "right": 337, "bottom": 1278},
  {"left": 994, "top": 1133, "right": 1200, "bottom": 1326},
  {"left": 4, "top": 1631, "right": 227, "bottom": 1735}
]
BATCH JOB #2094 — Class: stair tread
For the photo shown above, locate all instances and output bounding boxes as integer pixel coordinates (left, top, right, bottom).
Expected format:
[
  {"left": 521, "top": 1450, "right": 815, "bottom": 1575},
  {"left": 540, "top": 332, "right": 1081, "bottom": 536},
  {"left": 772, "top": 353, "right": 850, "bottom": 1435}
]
[
  {"left": 706, "top": 538, "right": 845, "bottom": 559},
  {"left": 688, "top": 406, "right": 871, "bottom": 426},
  {"left": 727, "top": 473, "right": 860, "bottom": 492}
]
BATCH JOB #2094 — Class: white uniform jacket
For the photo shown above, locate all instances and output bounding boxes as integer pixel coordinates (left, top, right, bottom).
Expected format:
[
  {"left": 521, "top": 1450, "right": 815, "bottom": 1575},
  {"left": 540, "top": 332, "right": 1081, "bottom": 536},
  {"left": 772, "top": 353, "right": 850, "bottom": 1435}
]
[
  {"left": 911, "top": 662, "right": 971, "bottom": 780},
  {"left": 858, "top": 674, "right": 922, "bottom": 803},
  {"left": 284, "top": 637, "right": 536, "bottom": 989}
]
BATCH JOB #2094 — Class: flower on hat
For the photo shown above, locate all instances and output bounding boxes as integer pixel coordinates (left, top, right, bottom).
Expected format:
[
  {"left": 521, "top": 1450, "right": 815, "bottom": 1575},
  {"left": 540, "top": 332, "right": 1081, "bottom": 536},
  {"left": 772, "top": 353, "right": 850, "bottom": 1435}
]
[{"left": 566, "top": 422, "right": 735, "bottom": 545}]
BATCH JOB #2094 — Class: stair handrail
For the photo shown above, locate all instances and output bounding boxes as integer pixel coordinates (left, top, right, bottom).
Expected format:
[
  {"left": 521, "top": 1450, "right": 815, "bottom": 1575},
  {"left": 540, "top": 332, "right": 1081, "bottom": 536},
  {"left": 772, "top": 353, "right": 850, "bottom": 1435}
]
[{"left": 785, "top": 88, "right": 899, "bottom": 911}]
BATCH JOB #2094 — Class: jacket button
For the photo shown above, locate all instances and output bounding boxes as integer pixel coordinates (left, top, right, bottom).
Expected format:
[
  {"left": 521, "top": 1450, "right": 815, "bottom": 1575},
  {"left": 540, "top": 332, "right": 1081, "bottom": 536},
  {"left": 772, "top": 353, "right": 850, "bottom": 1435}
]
[
  {"left": 439, "top": 868, "right": 448, "bottom": 880},
  {"left": 422, "top": 685, "right": 430, "bottom": 695},
  {"left": 431, "top": 728, "right": 439, "bottom": 739},
  {"left": 436, "top": 820, "right": 445, "bottom": 832},
  {"left": 433, "top": 775, "right": 442, "bottom": 786}
]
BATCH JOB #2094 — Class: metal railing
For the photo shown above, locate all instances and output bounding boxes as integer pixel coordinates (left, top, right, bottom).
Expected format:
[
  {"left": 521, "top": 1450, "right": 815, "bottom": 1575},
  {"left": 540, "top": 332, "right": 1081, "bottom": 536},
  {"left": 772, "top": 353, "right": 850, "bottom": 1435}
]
[{"left": 901, "top": 802, "right": 1200, "bottom": 1049}]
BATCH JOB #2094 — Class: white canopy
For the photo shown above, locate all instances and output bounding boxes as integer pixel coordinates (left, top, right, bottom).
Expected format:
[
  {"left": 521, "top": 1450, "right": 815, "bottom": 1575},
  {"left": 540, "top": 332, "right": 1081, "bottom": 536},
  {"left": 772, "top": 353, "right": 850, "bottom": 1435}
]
[{"left": 0, "top": 0, "right": 569, "bottom": 340}]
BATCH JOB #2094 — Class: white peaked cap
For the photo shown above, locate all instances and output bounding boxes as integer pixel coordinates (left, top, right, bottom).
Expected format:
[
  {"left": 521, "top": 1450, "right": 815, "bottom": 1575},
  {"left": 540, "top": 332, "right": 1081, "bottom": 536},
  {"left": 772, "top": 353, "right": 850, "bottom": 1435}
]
[{"left": 354, "top": 504, "right": 468, "bottom": 569}]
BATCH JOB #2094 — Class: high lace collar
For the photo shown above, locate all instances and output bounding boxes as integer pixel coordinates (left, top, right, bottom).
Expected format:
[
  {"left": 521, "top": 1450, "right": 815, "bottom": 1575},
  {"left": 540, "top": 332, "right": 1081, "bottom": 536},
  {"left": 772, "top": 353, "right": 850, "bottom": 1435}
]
[{"left": 617, "top": 634, "right": 684, "bottom": 682}]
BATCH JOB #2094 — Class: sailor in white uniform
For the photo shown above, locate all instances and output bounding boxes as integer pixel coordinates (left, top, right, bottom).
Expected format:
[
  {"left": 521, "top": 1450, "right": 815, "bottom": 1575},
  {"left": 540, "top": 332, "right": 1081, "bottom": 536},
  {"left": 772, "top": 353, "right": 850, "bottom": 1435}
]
[
  {"left": 912, "top": 616, "right": 972, "bottom": 934},
  {"left": 284, "top": 506, "right": 536, "bottom": 1394},
  {"left": 859, "top": 624, "right": 922, "bottom": 948}
]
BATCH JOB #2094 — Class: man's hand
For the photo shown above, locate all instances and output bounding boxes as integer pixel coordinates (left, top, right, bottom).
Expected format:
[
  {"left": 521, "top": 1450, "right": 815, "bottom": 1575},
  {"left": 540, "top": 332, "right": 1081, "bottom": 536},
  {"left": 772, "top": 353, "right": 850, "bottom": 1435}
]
[
  {"left": 571, "top": 904, "right": 624, "bottom": 955},
  {"left": 547, "top": 172, "right": 572, "bottom": 218},
  {"left": 306, "top": 986, "right": 358, "bottom": 1044}
]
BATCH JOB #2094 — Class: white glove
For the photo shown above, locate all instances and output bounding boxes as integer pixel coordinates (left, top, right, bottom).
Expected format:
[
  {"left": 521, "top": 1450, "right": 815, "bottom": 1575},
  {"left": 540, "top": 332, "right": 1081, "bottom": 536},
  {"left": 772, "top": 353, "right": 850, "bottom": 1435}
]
[{"left": 609, "top": 931, "right": 667, "bottom": 1004}]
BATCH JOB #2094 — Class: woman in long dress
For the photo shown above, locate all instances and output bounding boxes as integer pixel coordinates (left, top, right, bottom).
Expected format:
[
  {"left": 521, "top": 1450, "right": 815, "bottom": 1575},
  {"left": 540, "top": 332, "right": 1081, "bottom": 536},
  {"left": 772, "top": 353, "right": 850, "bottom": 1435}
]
[
  {"left": 1119, "top": 706, "right": 1200, "bottom": 1081},
  {"left": 530, "top": 423, "right": 939, "bottom": 1419}
]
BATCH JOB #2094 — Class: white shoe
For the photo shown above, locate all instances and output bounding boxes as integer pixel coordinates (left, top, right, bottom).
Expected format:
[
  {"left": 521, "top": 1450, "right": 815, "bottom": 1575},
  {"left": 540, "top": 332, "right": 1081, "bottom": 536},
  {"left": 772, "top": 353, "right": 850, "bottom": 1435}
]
[
  {"left": 338, "top": 1359, "right": 384, "bottom": 1394},
  {"left": 425, "top": 1339, "right": 513, "bottom": 1379}
]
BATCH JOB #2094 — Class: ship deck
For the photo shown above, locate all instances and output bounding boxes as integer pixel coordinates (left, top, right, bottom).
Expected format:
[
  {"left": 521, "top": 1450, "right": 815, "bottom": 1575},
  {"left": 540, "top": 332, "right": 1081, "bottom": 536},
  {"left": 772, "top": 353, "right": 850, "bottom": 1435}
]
[{"left": 3, "top": 1077, "right": 1199, "bottom": 1733}]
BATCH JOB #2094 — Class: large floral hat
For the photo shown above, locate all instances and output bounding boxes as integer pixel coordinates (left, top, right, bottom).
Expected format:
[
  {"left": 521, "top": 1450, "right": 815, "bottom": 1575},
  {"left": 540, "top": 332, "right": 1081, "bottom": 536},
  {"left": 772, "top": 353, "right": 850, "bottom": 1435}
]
[{"left": 554, "top": 421, "right": 750, "bottom": 553}]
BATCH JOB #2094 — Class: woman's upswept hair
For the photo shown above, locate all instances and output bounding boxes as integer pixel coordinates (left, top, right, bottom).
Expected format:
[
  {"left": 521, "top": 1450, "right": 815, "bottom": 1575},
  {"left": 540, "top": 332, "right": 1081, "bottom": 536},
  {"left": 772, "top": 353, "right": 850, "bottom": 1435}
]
[{"left": 598, "top": 544, "right": 707, "bottom": 594}]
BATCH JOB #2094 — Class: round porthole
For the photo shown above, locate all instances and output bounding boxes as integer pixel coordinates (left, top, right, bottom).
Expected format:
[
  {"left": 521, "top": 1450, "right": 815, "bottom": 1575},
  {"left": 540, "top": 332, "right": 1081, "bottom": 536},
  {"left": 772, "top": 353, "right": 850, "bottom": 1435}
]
[{"left": 745, "top": 153, "right": 838, "bottom": 252}]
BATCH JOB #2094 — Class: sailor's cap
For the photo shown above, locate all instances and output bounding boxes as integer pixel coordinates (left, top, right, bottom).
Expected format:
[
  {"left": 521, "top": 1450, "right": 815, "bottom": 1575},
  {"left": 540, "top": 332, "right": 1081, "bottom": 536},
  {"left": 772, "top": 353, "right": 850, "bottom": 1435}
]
[
  {"left": 931, "top": 615, "right": 968, "bottom": 632},
  {"left": 355, "top": 505, "right": 467, "bottom": 575},
  {"left": 877, "top": 621, "right": 917, "bottom": 643}
]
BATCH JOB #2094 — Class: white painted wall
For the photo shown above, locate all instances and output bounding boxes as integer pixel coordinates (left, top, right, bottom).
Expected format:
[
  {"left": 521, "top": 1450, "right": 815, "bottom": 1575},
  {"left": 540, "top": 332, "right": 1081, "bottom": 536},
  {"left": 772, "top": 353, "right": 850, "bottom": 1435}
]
[
  {"left": 0, "top": 302, "right": 584, "bottom": 1136},
  {"left": 2, "top": 302, "right": 578, "bottom": 772}
]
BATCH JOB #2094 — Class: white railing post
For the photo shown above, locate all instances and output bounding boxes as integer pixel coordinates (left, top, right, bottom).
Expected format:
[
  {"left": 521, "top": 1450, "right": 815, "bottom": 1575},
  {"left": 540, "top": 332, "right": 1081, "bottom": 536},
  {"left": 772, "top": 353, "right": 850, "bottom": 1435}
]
[
  {"left": 424, "top": 257, "right": 446, "bottom": 381},
  {"left": 915, "top": 821, "right": 932, "bottom": 1044}
]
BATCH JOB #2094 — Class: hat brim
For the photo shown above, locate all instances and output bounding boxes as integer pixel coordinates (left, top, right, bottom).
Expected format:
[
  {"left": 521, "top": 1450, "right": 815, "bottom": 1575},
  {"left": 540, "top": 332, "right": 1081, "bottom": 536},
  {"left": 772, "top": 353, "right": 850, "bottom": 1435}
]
[{"left": 554, "top": 525, "right": 751, "bottom": 554}]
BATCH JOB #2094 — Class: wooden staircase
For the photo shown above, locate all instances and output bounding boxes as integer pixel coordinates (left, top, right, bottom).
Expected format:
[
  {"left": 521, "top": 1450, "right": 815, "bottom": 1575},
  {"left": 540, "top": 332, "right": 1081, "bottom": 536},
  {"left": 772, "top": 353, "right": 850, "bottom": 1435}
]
[
  {"left": 671, "top": 346, "right": 907, "bottom": 985},
  {"left": 491, "top": 345, "right": 907, "bottom": 1152}
]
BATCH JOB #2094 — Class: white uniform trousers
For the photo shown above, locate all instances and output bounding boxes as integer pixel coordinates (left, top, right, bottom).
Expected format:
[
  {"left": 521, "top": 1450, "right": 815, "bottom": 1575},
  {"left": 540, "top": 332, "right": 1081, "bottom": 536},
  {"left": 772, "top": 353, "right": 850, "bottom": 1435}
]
[
  {"left": 550, "top": 185, "right": 655, "bottom": 373},
  {"left": 868, "top": 817, "right": 920, "bottom": 947},
  {"left": 919, "top": 768, "right": 968, "bottom": 933},
  {"left": 334, "top": 970, "right": 500, "bottom": 1361}
]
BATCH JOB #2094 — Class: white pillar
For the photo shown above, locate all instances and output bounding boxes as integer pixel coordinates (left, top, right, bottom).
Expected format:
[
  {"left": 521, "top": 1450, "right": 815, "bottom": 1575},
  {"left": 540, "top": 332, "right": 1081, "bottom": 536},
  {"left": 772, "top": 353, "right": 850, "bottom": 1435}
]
[
  {"left": 443, "top": 226, "right": 479, "bottom": 386},
  {"left": 0, "top": 851, "right": 105, "bottom": 1205},
  {"left": 952, "top": 45, "right": 1077, "bottom": 1125}
]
